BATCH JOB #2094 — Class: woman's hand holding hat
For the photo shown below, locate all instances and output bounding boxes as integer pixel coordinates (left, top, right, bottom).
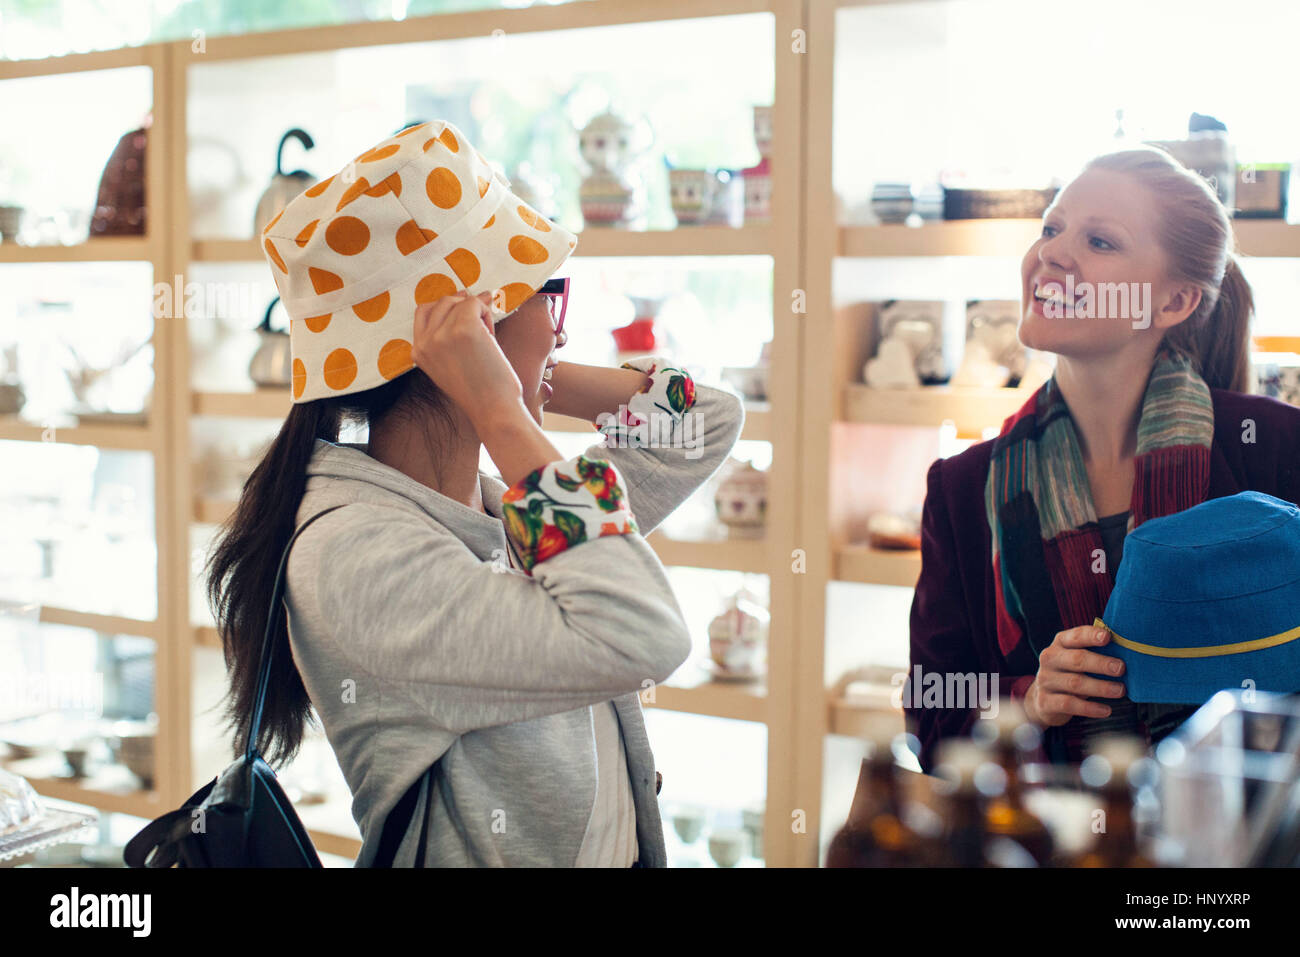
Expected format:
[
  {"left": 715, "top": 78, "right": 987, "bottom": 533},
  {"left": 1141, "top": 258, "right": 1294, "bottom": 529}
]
[
  {"left": 412, "top": 289, "right": 563, "bottom": 488},
  {"left": 1023, "top": 625, "right": 1127, "bottom": 727},
  {"left": 412, "top": 290, "right": 524, "bottom": 425}
]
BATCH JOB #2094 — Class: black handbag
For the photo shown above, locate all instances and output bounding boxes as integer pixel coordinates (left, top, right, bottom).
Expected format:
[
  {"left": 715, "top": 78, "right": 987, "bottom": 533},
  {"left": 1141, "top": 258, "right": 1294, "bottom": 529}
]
[{"left": 124, "top": 506, "right": 430, "bottom": 867}]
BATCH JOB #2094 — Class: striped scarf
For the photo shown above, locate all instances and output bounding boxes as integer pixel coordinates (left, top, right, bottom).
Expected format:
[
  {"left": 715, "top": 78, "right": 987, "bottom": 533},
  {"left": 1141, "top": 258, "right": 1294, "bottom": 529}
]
[{"left": 985, "top": 347, "right": 1214, "bottom": 666}]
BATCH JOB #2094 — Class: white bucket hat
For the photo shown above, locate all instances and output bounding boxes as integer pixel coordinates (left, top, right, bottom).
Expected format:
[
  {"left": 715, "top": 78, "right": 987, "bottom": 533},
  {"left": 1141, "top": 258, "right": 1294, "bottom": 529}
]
[{"left": 260, "top": 119, "right": 578, "bottom": 403}]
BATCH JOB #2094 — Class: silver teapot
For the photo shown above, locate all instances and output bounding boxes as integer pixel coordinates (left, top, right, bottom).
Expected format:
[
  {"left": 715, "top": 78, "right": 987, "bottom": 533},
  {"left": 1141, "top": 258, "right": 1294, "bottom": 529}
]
[
  {"left": 253, "top": 128, "right": 317, "bottom": 237},
  {"left": 248, "top": 296, "right": 293, "bottom": 388}
]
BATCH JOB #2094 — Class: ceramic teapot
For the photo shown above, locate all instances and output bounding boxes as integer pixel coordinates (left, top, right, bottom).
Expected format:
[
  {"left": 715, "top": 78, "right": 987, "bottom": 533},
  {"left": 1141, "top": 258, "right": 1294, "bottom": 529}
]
[
  {"left": 248, "top": 296, "right": 293, "bottom": 388},
  {"left": 714, "top": 458, "right": 767, "bottom": 537},
  {"left": 254, "top": 128, "right": 317, "bottom": 237}
]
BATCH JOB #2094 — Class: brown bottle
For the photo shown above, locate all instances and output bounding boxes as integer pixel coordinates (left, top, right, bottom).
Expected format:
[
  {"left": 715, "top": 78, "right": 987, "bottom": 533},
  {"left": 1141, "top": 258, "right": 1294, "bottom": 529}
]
[
  {"left": 976, "top": 702, "right": 1055, "bottom": 866},
  {"left": 826, "top": 716, "right": 926, "bottom": 867},
  {"left": 929, "top": 739, "right": 993, "bottom": 866},
  {"left": 931, "top": 738, "right": 1043, "bottom": 867},
  {"left": 1070, "top": 734, "right": 1155, "bottom": 868}
]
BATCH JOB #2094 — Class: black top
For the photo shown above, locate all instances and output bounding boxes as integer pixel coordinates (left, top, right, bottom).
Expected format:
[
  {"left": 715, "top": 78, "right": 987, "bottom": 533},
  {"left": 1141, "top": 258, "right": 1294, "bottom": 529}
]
[{"left": 1097, "top": 509, "right": 1130, "bottom": 574}]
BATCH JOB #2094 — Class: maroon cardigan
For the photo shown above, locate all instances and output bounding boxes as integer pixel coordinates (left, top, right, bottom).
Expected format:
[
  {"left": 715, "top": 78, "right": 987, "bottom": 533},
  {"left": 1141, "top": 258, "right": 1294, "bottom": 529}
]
[{"left": 906, "top": 388, "right": 1300, "bottom": 772}]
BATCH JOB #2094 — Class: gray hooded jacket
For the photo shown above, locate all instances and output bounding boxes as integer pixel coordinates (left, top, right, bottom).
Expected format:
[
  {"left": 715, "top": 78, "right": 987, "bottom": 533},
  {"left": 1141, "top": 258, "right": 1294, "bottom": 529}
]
[{"left": 282, "top": 373, "right": 744, "bottom": 865}]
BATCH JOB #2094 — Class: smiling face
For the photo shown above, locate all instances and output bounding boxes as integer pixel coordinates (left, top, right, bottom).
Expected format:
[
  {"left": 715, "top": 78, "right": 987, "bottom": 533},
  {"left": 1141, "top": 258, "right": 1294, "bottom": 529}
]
[
  {"left": 1019, "top": 167, "right": 1203, "bottom": 360},
  {"left": 493, "top": 294, "right": 561, "bottom": 425}
]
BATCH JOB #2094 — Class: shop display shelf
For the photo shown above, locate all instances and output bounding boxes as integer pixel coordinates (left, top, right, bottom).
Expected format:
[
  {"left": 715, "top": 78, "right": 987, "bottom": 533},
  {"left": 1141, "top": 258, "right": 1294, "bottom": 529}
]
[
  {"left": 293, "top": 800, "right": 362, "bottom": 860},
  {"left": 36, "top": 606, "right": 161, "bottom": 640},
  {"left": 824, "top": 664, "right": 907, "bottom": 737},
  {"left": 645, "top": 533, "right": 768, "bottom": 574},
  {"left": 0, "top": 416, "right": 156, "bottom": 450},
  {"left": 839, "top": 219, "right": 1300, "bottom": 259},
  {"left": 647, "top": 668, "right": 768, "bottom": 725},
  {"left": 832, "top": 544, "right": 921, "bottom": 588},
  {"left": 191, "top": 390, "right": 292, "bottom": 418},
  {"left": 841, "top": 382, "right": 1027, "bottom": 435},
  {"left": 0, "top": 755, "right": 163, "bottom": 820},
  {"left": 0, "top": 238, "right": 155, "bottom": 264}
]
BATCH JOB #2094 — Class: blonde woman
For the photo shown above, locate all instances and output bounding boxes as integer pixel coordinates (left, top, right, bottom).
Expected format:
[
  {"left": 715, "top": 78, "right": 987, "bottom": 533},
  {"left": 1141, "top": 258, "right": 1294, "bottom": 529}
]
[{"left": 908, "top": 147, "right": 1300, "bottom": 770}]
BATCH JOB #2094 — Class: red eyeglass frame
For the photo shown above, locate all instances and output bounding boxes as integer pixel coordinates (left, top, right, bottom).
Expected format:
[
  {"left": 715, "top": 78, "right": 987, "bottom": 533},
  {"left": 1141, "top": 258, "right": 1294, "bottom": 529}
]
[{"left": 538, "top": 276, "right": 569, "bottom": 345}]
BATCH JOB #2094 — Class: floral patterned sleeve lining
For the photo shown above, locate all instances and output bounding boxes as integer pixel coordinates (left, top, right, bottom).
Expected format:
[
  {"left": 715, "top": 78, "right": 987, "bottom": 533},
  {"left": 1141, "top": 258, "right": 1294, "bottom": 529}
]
[
  {"left": 501, "top": 454, "right": 640, "bottom": 574},
  {"left": 593, "top": 355, "right": 698, "bottom": 448}
]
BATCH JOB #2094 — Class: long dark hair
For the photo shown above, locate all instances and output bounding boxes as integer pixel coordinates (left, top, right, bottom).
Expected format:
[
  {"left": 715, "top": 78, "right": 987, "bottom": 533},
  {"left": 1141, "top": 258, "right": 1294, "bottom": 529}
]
[
  {"left": 206, "top": 371, "right": 456, "bottom": 766},
  {"left": 1085, "top": 147, "right": 1255, "bottom": 392}
]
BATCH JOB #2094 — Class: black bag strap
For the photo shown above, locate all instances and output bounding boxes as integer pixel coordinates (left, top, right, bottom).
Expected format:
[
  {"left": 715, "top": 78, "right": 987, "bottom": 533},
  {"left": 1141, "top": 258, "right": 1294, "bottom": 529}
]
[
  {"left": 244, "top": 505, "right": 345, "bottom": 761},
  {"left": 242, "top": 502, "right": 432, "bottom": 866}
]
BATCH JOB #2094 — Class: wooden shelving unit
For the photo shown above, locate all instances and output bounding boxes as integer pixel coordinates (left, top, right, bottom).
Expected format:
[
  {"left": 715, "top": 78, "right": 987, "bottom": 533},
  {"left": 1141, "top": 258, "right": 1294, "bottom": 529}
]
[
  {"left": 0, "top": 42, "right": 181, "bottom": 825},
  {"left": 840, "top": 383, "right": 1028, "bottom": 435},
  {"left": 840, "top": 220, "right": 1300, "bottom": 259},
  {"left": 0, "top": 237, "right": 154, "bottom": 263}
]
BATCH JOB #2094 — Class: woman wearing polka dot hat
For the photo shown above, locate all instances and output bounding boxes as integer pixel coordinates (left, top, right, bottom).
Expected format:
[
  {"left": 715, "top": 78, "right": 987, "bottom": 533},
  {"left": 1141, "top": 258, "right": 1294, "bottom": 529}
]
[{"left": 206, "top": 119, "right": 745, "bottom": 866}]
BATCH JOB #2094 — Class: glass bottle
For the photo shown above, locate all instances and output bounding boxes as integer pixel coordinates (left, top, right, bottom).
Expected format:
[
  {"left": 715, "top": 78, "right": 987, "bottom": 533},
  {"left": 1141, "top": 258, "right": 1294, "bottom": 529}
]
[
  {"left": 1071, "top": 734, "right": 1155, "bottom": 868},
  {"left": 826, "top": 715, "right": 926, "bottom": 867},
  {"left": 931, "top": 738, "right": 998, "bottom": 867},
  {"left": 973, "top": 701, "right": 1055, "bottom": 866}
]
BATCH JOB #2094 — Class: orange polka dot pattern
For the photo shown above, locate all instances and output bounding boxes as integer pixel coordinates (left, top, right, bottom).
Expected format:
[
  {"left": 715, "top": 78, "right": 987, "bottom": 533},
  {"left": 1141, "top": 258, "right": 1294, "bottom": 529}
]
[{"left": 260, "top": 119, "right": 578, "bottom": 404}]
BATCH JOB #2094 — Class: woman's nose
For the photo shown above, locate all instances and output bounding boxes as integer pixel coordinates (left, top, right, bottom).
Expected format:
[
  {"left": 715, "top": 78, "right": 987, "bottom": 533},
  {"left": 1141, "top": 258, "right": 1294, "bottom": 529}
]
[
  {"left": 1040, "top": 235, "right": 1075, "bottom": 273},
  {"left": 555, "top": 328, "right": 567, "bottom": 348}
]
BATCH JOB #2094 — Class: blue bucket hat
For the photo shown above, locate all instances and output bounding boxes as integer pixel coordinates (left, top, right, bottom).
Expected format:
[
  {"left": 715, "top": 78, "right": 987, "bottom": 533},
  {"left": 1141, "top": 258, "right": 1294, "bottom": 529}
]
[{"left": 1094, "top": 491, "right": 1300, "bottom": 704}]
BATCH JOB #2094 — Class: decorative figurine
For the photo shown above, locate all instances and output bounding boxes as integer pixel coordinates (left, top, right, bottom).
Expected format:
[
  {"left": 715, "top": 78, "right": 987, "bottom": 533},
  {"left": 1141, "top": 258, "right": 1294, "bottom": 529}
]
[
  {"left": 578, "top": 111, "right": 644, "bottom": 229},
  {"left": 706, "top": 589, "right": 769, "bottom": 679},
  {"left": 742, "top": 105, "right": 774, "bottom": 223},
  {"left": 668, "top": 167, "right": 715, "bottom": 225},
  {"left": 714, "top": 458, "right": 767, "bottom": 538}
]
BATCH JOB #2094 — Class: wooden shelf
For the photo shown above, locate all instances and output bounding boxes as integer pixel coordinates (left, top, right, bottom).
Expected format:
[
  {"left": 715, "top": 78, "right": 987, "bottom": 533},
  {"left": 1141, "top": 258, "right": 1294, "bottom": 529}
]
[
  {"left": 176, "top": 0, "right": 781, "bottom": 63},
  {"left": 192, "top": 225, "right": 774, "bottom": 264},
  {"left": 841, "top": 383, "right": 1028, "bottom": 434},
  {"left": 840, "top": 220, "right": 1043, "bottom": 258},
  {"left": 194, "top": 497, "right": 233, "bottom": 525},
  {"left": 0, "top": 416, "right": 156, "bottom": 450},
  {"left": 738, "top": 400, "right": 770, "bottom": 442},
  {"left": 645, "top": 533, "right": 767, "bottom": 572},
  {"left": 833, "top": 544, "right": 921, "bottom": 588},
  {"left": 839, "top": 220, "right": 1300, "bottom": 259},
  {"left": 1, "top": 754, "right": 163, "bottom": 818},
  {"left": 646, "top": 666, "right": 768, "bottom": 724},
  {"left": 828, "top": 695, "right": 903, "bottom": 737},
  {"left": 0, "top": 237, "right": 155, "bottom": 263},
  {"left": 294, "top": 798, "right": 362, "bottom": 860},
  {"left": 192, "top": 390, "right": 292, "bottom": 418},
  {"left": 1228, "top": 221, "right": 1300, "bottom": 258},
  {"left": 38, "top": 606, "right": 161, "bottom": 639}
]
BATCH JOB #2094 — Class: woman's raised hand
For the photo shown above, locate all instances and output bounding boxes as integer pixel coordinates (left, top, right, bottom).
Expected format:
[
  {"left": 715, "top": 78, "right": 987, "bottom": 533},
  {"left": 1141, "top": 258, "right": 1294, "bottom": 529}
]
[
  {"left": 412, "top": 290, "right": 524, "bottom": 427},
  {"left": 1023, "top": 625, "right": 1127, "bottom": 727}
]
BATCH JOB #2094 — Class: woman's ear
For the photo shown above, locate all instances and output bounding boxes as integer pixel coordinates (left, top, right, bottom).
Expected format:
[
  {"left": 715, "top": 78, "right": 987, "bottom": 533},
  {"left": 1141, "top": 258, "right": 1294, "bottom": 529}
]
[{"left": 1154, "top": 282, "right": 1203, "bottom": 330}]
